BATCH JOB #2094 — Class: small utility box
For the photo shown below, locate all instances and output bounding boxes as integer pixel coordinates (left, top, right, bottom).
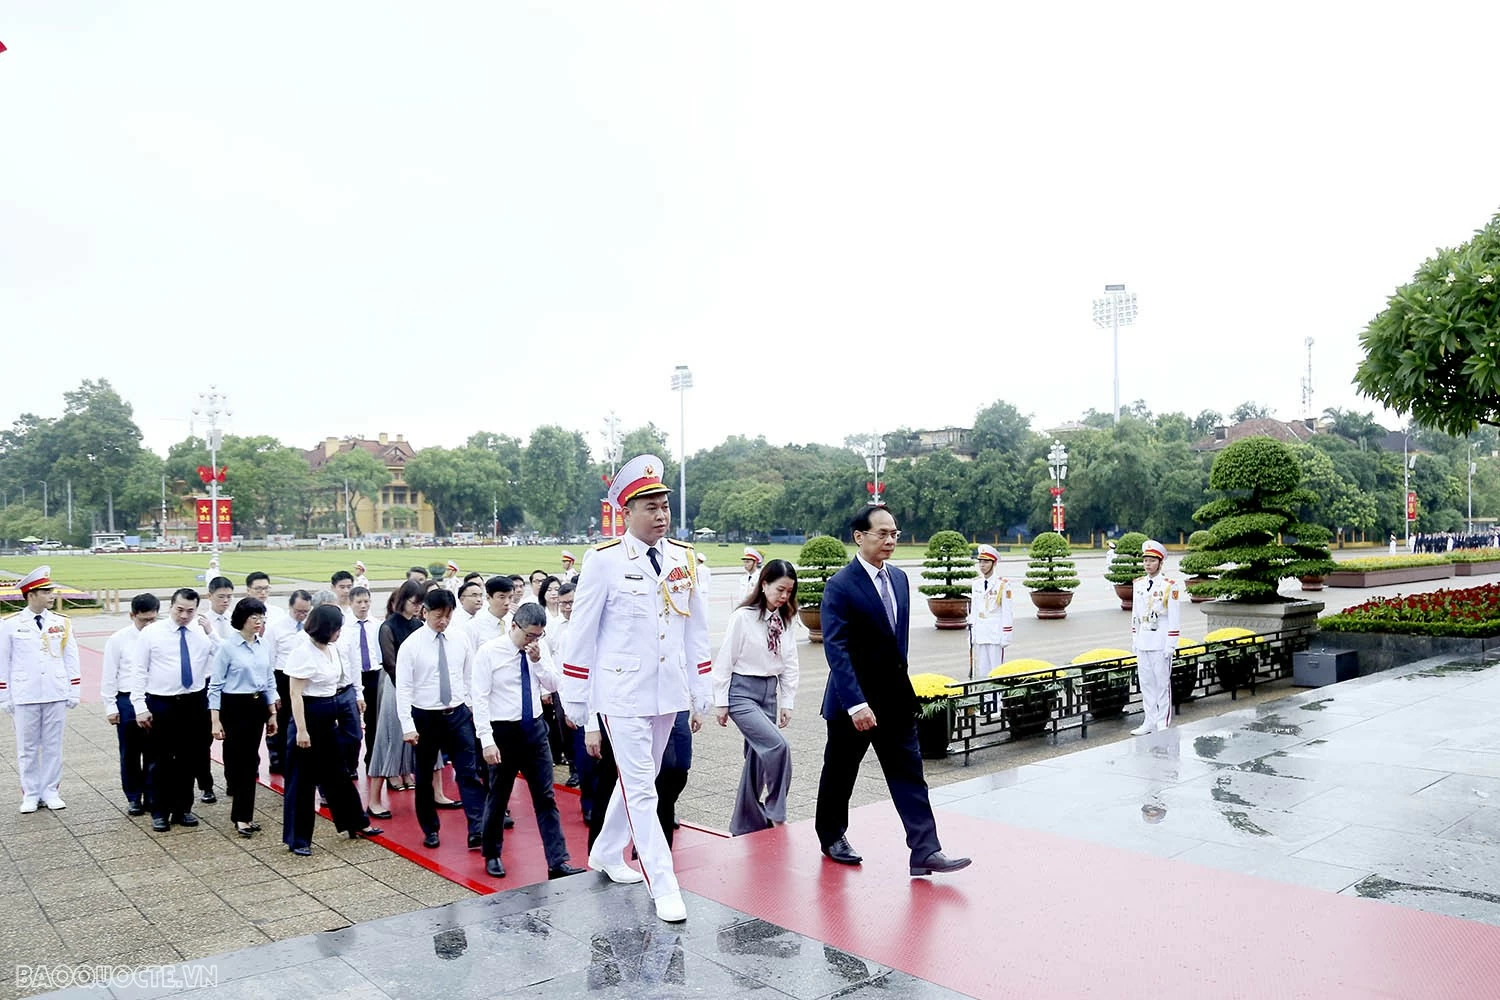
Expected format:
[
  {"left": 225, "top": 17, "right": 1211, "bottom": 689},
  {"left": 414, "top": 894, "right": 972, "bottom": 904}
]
[{"left": 1293, "top": 648, "right": 1359, "bottom": 687}]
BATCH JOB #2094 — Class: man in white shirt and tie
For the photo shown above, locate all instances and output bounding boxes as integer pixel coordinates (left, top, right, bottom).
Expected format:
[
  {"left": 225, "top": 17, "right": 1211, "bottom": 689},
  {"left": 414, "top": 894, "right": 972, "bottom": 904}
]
[
  {"left": 102, "top": 593, "right": 159, "bottom": 815},
  {"left": 264, "top": 590, "right": 313, "bottom": 775},
  {"left": 124, "top": 588, "right": 217, "bottom": 832},
  {"left": 468, "top": 577, "right": 513, "bottom": 649},
  {"left": 342, "top": 586, "right": 384, "bottom": 777},
  {"left": 396, "top": 587, "right": 488, "bottom": 850},
  {"left": 473, "top": 602, "right": 584, "bottom": 880}
]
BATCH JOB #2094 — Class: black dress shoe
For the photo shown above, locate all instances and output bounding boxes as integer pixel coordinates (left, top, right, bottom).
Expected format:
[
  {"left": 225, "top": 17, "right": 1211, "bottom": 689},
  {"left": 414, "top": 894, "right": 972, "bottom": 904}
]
[
  {"left": 485, "top": 857, "right": 506, "bottom": 878},
  {"left": 467, "top": 833, "right": 483, "bottom": 851},
  {"left": 910, "top": 851, "right": 972, "bottom": 876},
  {"left": 368, "top": 808, "right": 392, "bottom": 820},
  {"left": 548, "top": 862, "right": 585, "bottom": 879},
  {"left": 503, "top": 810, "right": 515, "bottom": 830},
  {"left": 350, "top": 827, "right": 384, "bottom": 840},
  {"left": 237, "top": 825, "right": 256, "bottom": 839},
  {"left": 200, "top": 790, "right": 217, "bottom": 804},
  {"left": 150, "top": 817, "right": 170, "bottom": 833},
  {"left": 423, "top": 832, "right": 441, "bottom": 849},
  {"left": 174, "top": 812, "right": 200, "bottom": 827},
  {"left": 433, "top": 800, "right": 462, "bottom": 810},
  {"left": 126, "top": 800, "right": 145, "bottom": 816},
  {"left": 564, "top": 775, "right": 580, "bottom": 788},
  {"left": 242, "top": 822, "right": 261, "bottom": 833},
  {"left": 821, "top": 837, "right": 863, "bottom": 865}
]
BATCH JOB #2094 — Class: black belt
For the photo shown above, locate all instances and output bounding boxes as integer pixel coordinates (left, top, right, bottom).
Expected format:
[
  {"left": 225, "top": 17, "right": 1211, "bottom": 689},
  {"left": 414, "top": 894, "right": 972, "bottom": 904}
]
[
  {"left": 303, "top": 693, "right": 336, "bottom": 701},
  {"left": 336, "top": 684, "right": 354, "bottom": 694},
  {"left": 148, "top": 691, "right": 199, "bottom": 701},
  {"left": 414, "top": 705, "right": 461, "bottom": 716}
]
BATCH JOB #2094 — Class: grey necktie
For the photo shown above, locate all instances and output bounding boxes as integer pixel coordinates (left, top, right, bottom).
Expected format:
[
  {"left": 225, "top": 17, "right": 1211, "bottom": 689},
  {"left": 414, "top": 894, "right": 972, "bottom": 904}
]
[
  {"left": 436, "top": 632, "right": 452, "bottom": 706},
  {"left": 877, "top": 568, "right": 897, "bottom": 631}
]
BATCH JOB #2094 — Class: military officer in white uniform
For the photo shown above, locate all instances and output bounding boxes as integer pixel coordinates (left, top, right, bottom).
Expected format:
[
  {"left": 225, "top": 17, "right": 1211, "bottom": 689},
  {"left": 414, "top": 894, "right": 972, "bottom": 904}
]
[
  {"left": 0, "top": 567, "right": 82, "bottom": 813},
  {"left": 739, "top": 547, "right": 763, "bottom": 602},
  {"left": 560, "top": 454, "right": 712, "bottom": 924},
  {"left": 1130, "top": 539, "right": 1181, "bottom": 736},
  {"left": 353, "top": 560, "right": 370, "bottom": 591},
  {"left": 967, "top": 544, "right": 1014, "bottom": 675},
  {"left": 559, "top": 551, "right": 578, "bottom": 583}
]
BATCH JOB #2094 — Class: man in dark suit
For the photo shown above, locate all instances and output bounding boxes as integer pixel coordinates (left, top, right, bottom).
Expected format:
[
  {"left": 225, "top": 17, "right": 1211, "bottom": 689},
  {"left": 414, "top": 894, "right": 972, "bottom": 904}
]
[{"left": 816, "top": 506, "right": 970, "bottom": 876}]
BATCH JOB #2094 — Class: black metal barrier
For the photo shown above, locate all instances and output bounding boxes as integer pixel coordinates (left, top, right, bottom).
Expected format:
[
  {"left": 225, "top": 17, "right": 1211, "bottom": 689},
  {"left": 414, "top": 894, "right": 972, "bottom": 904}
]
[{"left": 942, "top": 628, "right": 1312, "bottom": 764}]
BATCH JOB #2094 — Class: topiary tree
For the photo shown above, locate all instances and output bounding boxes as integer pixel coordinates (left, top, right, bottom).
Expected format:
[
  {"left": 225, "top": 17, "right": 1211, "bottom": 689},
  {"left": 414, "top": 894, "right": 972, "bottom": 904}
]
[
  {"left": 795, "top": 535, "right": 849, "bottom": 609},
  {"left": 1104, "top": 531, "right": 1148, "bottom": 586},
  {"left": 1187, "top": 529, "right": 1211, "bottom": 549},
  {"left": 1024, "top": 532, "right": 1080, "bottom": 592},
  {"left": 1185, "top": 438, "right": 1338, "bottom": 602},
  {"left": 918, "top": 529, "right": 976, "bottom": 600}
]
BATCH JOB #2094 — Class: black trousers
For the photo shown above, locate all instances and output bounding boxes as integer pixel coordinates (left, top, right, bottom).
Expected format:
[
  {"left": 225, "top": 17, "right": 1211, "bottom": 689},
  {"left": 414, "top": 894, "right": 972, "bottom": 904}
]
[
  {"left": 481, "top": 718, "right": 569, "bottom": 866},
  {"left": 411, "top": 705, "right": 487, "bottom": 838},
  {"left": 220, "top": 693, "right": 268, "bottom": 825},
  {"left": 333, "top": 685, "right": 363, "bottom": 781},
  {"left": 114, "top": 693, "right": 149, "bottom": 807},
  {"left": 361, "top": 670, "right": 381, "bottom": 768},
  {"left": 192, "top": 688, "right": 215, "bottom": 793},
  {"left": 268, "top": 670, "right": 293, "bottom": 773},
  {"left": 815, "top": 711, "right": 940, "bottom": 865},
  {"left": 144, "top": 692, "right": 202, "bottom": 821},
  {"left": 283, "top": 695, "right": 369, "bottom": 850}
]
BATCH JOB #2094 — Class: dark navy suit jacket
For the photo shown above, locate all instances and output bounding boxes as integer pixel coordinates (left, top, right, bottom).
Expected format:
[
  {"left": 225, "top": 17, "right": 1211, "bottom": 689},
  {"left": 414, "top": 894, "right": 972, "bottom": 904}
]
[{"left": 819, "top": 558, "right": 916, "bottom": 723}]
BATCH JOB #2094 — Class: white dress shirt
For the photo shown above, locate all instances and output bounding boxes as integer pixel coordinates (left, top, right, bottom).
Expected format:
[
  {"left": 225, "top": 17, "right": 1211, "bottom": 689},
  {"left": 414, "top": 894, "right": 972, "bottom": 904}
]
[
  {"left": 265, "top": 615, "right": 307, "bottom": 671},
  {"left": 340, "top": 615, "right": 382, "bottom": 674},
  {"left": 124, "top": 618, "right": 216, "bottom": 714},
  {"left": 100, "top": 624, "right": 143, "bottom": 700},
  {"left": 395, "top": 624, "right": 474, "bottom": 735},
  {"left": 711, "top": 607, "right": 800, "bottom": 710},
  {"left": 468, "top": 607, "right": 508, "bottom": 649},
  {"left": 545, "top": 617, "right": 571, "bottom": 662},
  {"left": 472, "top": 636, "right": 560, "bottom": 748},
  {"left": 282, "top": 640, "right": 348, "bottom": 698},
  {"left": 200, "top": 609, "right": 234, "bottom": 650}
]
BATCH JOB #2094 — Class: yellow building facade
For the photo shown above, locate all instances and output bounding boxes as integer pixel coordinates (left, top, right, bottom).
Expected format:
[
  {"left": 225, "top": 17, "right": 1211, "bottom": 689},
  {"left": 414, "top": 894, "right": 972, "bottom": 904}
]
[{"left": 303, "top": 434, "right": 436, "bottom": 537}]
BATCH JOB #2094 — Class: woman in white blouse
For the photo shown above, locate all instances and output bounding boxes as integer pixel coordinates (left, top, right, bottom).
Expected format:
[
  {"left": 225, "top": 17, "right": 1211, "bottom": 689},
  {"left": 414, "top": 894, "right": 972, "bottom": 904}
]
[
  {"left": 282, "top": 605, "right": 382, "bottom": 855},
  {"left": 711, "top": 558, "right": 800, "bottom": 836}
]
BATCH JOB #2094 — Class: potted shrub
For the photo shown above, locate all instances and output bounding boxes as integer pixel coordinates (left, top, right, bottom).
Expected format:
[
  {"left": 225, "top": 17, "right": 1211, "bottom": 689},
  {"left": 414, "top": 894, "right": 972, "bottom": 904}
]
[
  {"left": 1024, "top": 532, "right": 1081, "bottom": 618},
  {"left": 1171, "top": 638, "right": 1203, "bottom": 705},
  {"left": 1203, "top": 627, "right": 1262, "bottom": 693},
  {"left": 988, "top": 659, "right": 1060, "bottom": 738},
  {"left": 1071, "top": 647, "right": 1136, "bottom": 719},
  {"left": 1188, "top": 437, "right": 1338, "bottom": 635},
  {"left": 1103, "top": 531, "right": 1148, "bottom": 610},
  {"left": 795, "top": 535, "right": 849, "bottom": 643},
  {"left": 918, "top": 530, "right": 975, "bottom": 630},
  {"left": 911, "top": 673, "right": 959, "bottom": 759},
  {"left": 1180, "top": 530, "right": 1216, "bottom": 603}
]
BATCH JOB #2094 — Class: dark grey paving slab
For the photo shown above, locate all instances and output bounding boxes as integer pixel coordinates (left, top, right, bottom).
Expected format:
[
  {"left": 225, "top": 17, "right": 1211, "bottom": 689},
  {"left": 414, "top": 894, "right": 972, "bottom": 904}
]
[
  {"left": 1290, "top": 784, "right": 1481, "bottom": 837},
  {"left": 1293, "top": 824, "right": 1500, "bottom": 901}
]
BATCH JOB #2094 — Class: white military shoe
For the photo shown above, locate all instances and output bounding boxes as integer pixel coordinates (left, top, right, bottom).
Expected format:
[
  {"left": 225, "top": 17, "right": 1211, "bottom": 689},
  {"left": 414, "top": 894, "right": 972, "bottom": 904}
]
[
  {"left": 654, "top": 891, "right": 687, "bottom": 923},
  {"left": 19, "top": 796, "right": 39, "bottom": 814},
  {"left": 1129, "top": 724, "right": 1154, "bottom": 736},
  {"left": 42, "top": 796, "right": 66, "bottom": 810},
  {"left": 588, "top": 853, "right": 645, "bottom": 885}
]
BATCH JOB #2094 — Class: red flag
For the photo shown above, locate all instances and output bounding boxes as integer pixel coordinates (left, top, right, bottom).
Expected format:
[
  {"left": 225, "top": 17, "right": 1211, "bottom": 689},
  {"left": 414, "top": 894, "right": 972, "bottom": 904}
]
[{"left": 0, "top": 41, "right": 8, "bottom": 54}]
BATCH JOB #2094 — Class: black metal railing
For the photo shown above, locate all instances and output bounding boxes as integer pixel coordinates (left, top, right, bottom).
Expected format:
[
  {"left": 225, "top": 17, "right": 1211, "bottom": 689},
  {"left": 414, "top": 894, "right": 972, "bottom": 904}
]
[{"left": 941, "top": 628, "right": 1311, "bottom": 763}]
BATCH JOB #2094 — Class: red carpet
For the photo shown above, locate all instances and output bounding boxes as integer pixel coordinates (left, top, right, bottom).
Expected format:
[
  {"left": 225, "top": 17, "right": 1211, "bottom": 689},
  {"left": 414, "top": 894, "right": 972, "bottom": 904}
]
[{"left": 671, "top": 800, "right": 1500, "bottom": 999}]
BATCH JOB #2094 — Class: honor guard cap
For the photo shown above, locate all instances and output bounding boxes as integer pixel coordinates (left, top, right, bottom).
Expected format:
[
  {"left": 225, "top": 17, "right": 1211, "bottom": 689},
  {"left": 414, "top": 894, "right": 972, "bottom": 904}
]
[
  {"left": 354, "top": 560, "right": 365, "bottom": 571},
  {"left": 1142, "top": 539, "right": 1167, "bottom": 560},
  {"left": 447, "top": 560, "right": 460, "bottom": 572},
  {"left": 561, "top": 550, "right": 575, "bottom": 564},
  {"left": 976, "top": 544, "right": 1000, "bottom": 563},
  {"left": 696, "top": 552, "right": 707, "bottom": 564},
  {"left": 18, "top": 566, "right": 54, "bottom": 595},
  {"left": 742, "top": 547, "right": 763, "bottom": 566},
  {"left": 609, "top": 454, "right": 672, "bottom": 509}
]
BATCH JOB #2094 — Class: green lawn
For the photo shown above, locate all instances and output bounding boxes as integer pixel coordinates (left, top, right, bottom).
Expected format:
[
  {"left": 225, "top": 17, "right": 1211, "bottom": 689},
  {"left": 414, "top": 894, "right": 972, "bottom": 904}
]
[{"left": 0, "top": 542, "right": 936, "bottom": 592}]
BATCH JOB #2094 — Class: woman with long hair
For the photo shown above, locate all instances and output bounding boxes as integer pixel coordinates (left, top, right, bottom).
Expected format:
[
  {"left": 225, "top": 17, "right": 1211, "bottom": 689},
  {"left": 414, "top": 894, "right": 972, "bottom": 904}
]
[
  {"left": 711, "top": 558, "right": 800, "bottom": 835},
  {"left": 282, "top": 605, "right": 381, "bottom": 855},
  {"left": 370, "top": 580, "right": 423, "bottom": 803}
]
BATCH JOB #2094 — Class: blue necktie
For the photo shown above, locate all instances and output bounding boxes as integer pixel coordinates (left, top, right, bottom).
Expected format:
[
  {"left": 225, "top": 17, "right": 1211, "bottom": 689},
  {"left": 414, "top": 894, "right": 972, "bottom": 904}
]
[
  {"left": 178, "top": 626, "right": 193, "bottom": 688},
  {"left": 647, "top": 546, "right": 661, "bottom": 576},
  {"left": 358, "top": 620, "right": 372, "bottom": 671},
  {"left": 519, "top": 649, "right": 534, "bottom": 726},
  {"left": 877, "top": 568, "right": 898, "bottom": 632}
]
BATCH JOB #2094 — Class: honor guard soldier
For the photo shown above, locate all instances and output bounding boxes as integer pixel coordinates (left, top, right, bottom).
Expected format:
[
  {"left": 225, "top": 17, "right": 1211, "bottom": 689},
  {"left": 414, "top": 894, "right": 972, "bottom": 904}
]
[
  {"left": 559, "top": 551, "right": 578, "bottom": 583},
  {"left": 739, "top": 547, "right": 764, "bottom": 602},
  {"left": 0, "top": 567, "right": 82, "bottom": 813},
  {"left": 1130, "top": 539, "right": 1181, "bottom": 736},
  {"left": 353, "top": 560, "right": 370, "bottom": 591},
  {"left": 560, "top": 454, "right": 712, "bottom": 924},
  {"left": 968, "top": 545, "right": 1014, "bottom": 675}
]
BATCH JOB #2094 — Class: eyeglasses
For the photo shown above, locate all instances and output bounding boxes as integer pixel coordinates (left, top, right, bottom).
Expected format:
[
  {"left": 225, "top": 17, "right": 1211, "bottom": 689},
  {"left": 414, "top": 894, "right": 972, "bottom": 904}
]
[
  {"left": 858, "top": 529, "right": 902, "bottom": 542},
  {"left": 516, "top": 629, "right": 545, "bottom": 642}
]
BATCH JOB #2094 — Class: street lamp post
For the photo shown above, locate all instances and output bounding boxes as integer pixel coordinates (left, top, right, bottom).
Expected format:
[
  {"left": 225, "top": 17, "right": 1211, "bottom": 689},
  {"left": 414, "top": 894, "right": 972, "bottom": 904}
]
[
  {"left": 1402, "top": 425, "right": 1416, "bottom": 549},
  {"left": 1047, "top": 440, "right": 1069, "bottom": 535},
  {"left": 39, "top": 481, "right": 48, "bottom": 521},
  {"left": 1468, "top": 440, "right": 1476, "bottom": 535},
  {"left": 860, "top": 433, "right": 887, "bottom": 506},
  {"left": 1091, "top": 284, "right": 1139, "bottom": 424},
  {"left": 670, "top": 365, "right": 693, "bottom": 537},
  {"left": 194, "top": 387, "right": 231, "bottom": 573},
  {"left": 601, "top": 411, "right": 622, "bottom": 479}
]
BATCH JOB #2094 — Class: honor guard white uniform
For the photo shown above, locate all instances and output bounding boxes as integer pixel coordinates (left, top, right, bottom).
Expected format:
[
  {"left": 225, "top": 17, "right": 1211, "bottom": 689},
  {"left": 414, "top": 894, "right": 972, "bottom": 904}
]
[
  {"left": 560, "top": 454, "right": 712, "bottom": 923},
  {"left": 353, "top": 561, "right": 370, "bottom": 590},
  {"left": 0, "top": 567, "right": 81, "bottom": 812},
  {"left": 739, "top": 547, "right": 764, "bottom": 602},
  {"left": 559, "top": 551, "right": 578, "bottom": 583},
  {"left": 1129, "top": 539, "right": 1181, "bottom": 735},
  {"left": 968, "top": 545, "right": 1014, "bottom": 674},
  {"left": 442, "top": 561, "right": 463, "bottom": 595},
  {"left": 695, "top": 552, "right": 712, "bottom": 598}
]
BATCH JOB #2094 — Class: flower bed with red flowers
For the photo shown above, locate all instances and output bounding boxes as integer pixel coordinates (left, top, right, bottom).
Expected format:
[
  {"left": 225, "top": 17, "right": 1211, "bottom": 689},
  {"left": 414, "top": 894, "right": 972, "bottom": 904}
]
[{"left": 1319, "top": 584, "right": 1500, "bottom": 637}]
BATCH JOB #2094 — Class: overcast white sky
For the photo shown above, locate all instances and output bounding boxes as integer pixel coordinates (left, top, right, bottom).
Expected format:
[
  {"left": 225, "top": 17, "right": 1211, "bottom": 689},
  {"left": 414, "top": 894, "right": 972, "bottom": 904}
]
[{"left": 4, "top": 2, "right": 1499, "bottom": 461}]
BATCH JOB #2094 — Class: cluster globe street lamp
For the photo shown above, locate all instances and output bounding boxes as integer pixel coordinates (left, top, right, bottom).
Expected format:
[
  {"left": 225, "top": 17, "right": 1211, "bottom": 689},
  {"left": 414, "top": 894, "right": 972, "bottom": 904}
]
[
  {"left": 1047, "top": 440, "right": 1069, "bottom": 533},
  {"left": 862, "top": 435, "right": 887, "bottom": 507},
  {"left": 1091, "top": 284, "right": 1138, "bottom": 425}
]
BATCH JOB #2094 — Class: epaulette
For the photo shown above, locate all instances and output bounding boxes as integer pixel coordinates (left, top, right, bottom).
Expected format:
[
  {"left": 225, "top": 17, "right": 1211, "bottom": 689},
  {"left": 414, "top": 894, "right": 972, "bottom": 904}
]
[
  {"left": 666, "top": 538, "right": 694, "bottom": 550},
  {"left": 0, "top": 610, "right": 17, "bottom": 621},
  {"left": 595, "top": 539, "right": 622, "bottom": 550}
]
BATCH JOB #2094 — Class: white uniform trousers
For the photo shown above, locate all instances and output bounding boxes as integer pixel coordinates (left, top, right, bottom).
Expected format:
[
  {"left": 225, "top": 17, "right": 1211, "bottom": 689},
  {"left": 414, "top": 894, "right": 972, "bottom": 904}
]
[
  {"left": 974, "top": 643, "right": 1003, "bottom": 675},
  {"left": 594, "top": 713, "right": 679, "bottom": 899},
  {"left": 14, "top": 701, "right": 68, "bottom": 799},
  {"left": 1136, "top": 650, "right": 1173, "bottom": 732}
]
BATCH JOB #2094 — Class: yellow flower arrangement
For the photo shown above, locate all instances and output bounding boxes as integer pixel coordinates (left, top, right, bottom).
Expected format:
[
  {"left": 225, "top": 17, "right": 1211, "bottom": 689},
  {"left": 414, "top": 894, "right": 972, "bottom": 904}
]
[
  {"left": 1203, "top": 627, "right": 1264, "bottom": 645},
  {"left": 1175, "top": 636, "right": 1206, "bottom": 657},
  {"left": 910, "top": 673, "right": 960, "bottom": 700},
  {"left": 1071, "top": 647, "right": 1136, "bottom": 667},
  {"left": 988, "top": 658, "right": 1057, "bottom": 680}
]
